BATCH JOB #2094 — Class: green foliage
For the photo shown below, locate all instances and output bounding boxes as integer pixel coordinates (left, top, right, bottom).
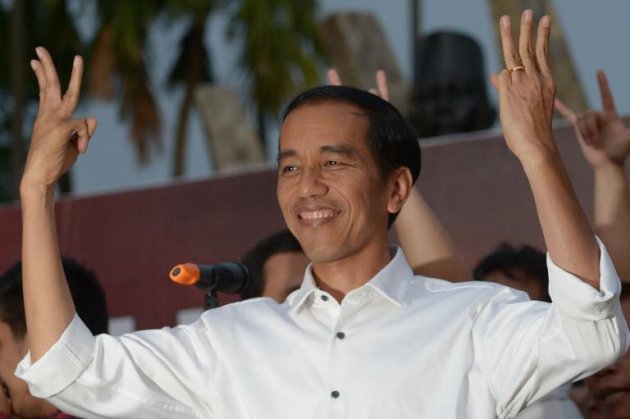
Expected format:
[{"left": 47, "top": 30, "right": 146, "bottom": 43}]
[
  {"left": 228, "top": 0, "right": 326, "bottom": 117},
  {"left": 0, "top": 0, "right": 326, "bottom": 200}
]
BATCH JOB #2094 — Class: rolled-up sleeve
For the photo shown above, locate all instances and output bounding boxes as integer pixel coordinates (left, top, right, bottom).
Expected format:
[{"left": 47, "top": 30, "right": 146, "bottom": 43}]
[
  {"left": 17, "top": 314, "right": 95, "bottom": 398},
  {"left": 548, "top": 236, "right": 624, "bottom": 321},
  {"left": 16, "top": 314, "right": 217, "bottom": 418},
  {"left": 477, "top": 237, "right": 629, "bottom": 419}
]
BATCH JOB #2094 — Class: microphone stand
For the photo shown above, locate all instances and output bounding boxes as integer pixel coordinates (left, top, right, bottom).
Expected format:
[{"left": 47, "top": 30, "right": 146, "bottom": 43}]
[{"left": 203, "top": 290, "right": 220, "bottom": 310}]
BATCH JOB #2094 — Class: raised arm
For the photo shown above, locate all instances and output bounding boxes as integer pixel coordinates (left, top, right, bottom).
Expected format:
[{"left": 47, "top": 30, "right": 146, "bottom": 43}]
[
  {"left": 395, "top": 187, "right": 471, "bottom": 280},
  {"left": 555, "top": 70, "right": 630, "bottom": 279},
  {"left": 20, "top": 47, "right": 97, "bottom": 361},
  {"left": 493, "top": 11, "right": 599, "bottom": 287},
  {"left": 328, "top": 69, "right": 471, "bottom": 281}
]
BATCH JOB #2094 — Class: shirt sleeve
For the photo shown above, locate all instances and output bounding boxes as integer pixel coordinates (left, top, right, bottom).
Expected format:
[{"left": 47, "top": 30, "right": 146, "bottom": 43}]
[
  {"left": 474, "top": 237, "right": 630, "bottom": 419},
  {"left": 16, "top": 314, "right": 218, "bottom": 418}
]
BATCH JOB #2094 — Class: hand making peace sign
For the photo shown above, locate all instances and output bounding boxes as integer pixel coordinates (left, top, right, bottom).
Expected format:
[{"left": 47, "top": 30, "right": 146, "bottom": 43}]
[
  {"left": 21, "top": 47, "right": 97, "bottom": 192},
  {"left": 493, "top": 10, "right": 557, "bottom": 164}
]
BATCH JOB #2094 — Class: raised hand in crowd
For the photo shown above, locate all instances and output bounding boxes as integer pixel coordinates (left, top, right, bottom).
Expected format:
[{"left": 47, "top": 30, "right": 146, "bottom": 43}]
[
  {"left": 491, "top": 10, "right": 599, "bottom": 288},
  {"left": 555, "top": 70, "right": 630, "bottom": 279},
  {"left": 20, "top": 47, "right": 97, "bottom": 361},
  {"left": 327, "top": 68, "right": 471, "bottom": 281}
]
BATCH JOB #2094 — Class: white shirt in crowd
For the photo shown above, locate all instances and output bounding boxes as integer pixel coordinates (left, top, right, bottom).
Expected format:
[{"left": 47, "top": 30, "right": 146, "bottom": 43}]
[{"left": 17, "top": 242, "right": 629, "bottom": 419}]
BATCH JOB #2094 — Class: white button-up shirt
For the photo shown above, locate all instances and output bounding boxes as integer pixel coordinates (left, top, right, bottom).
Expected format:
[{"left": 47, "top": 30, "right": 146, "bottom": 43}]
[{"left": 17, "top": 243, "right": 629, "bottom": 419}]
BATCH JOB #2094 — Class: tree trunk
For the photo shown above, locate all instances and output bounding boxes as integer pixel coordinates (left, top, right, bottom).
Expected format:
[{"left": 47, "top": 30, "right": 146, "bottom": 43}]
[
  {"left": 9, "top": 0, "right": 26, "bottom": 200},
  {"left": 257, "top": 109, "right": 267, "bottom": 153},
  {"left": 172, "top": 84, "right": 195, "bottom": 177}
]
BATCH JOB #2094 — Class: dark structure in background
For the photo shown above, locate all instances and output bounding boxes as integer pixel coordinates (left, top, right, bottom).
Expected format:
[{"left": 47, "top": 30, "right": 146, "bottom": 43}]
[{"left": 409, "top": 31, "right": 496, "bottom": 138}]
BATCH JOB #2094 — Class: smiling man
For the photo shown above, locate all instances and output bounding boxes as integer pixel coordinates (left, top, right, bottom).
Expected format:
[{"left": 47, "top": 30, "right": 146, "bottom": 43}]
[
  {"left": 14, "top": 11, "right": 630, "bottom": 419},
  {"left": 276, "top": 88, "right": 416, "bottom": 302}
]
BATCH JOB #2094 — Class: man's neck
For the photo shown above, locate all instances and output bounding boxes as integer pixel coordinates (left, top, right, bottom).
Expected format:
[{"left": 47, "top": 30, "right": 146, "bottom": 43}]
[{"left": 311, "top": 245, "right": 393, "bottom": 302}]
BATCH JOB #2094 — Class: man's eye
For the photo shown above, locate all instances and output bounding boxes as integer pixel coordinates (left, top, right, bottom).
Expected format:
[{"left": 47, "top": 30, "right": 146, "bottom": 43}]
[
  {"left": 281, "top": 165, "right": 298, "bottom": 173},
  {"left": 324, "top": 160, "right": 339, "bottom": 167}
]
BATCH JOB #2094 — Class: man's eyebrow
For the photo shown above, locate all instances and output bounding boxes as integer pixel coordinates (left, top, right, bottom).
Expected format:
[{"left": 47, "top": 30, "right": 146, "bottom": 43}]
[
  {"left": 276, "top": 149, "right": 296, "bottom": 163},
  {"left": 277, "top": 145, "right": 358, "bottom": 162},
  {"left": 320, "top": 144, "right": 358, "bottom": 157}
]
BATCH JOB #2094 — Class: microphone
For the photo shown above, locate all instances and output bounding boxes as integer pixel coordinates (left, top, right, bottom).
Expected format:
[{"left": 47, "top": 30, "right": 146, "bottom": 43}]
[{"left": 169, "top": 262, "right": 250, "bottom": 294}]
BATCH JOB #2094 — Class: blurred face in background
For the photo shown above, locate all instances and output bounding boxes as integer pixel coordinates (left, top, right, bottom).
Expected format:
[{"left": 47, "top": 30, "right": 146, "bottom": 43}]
[
  {"left": 581, "top": 285, "right": 630, "bottom": 419},
  {"left": 0, "top": 322, "right": 54, "bottom": 418},
  {"left": 262, "top": 251, "right": 309, "bottom": 302}
]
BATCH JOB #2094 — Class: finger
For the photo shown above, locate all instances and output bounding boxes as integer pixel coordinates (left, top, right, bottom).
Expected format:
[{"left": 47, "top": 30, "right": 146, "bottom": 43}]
[
  {"left": 518, "top": 10, "right": 536, "bottom": 73},
  {"left": 368, "top": 88, "right": 378, "bottom": 95},
  {"left": 60, "top": 56, "right": 84, "bottom": 115},
  {"left": 35, "top": 47, "right": 62, "bottom": 106},
  {"left": 499, "top": 15, "right": 522, "bottom": 69},
  {"left": 78, "top": 117, "right": 99, "bottom": 154},
  {"left": 535, "top": 15, "right": 552, "bottom": 80},
  {"left": 597, "top": 69, "right": 617, "bottom": 114},
  {"left": 576, "top": 116, "right": 592, "bottom": 145},
  {"left": 583, "top": 112, "right": 600, "bottom": 146},
  {"left": 490, "top": 73, "right": 500, "bottom": 90},
  {"left": 67, "top": 118, "right": 93, "bottom": 154},
  {"left": 327, "top": 68, "right": 342, "bottom": 86},
  {"left": 375, "top": 70, "right": 389, "bottom": 101},
  {"left": 86, "top": 117, "right": 98, "bottom": 138},
  {"left": 30, "top": 59, "right": 47, "bottom": 109},
  {"left": 554, "top": 98, "right": 577, "bottom": 123}
]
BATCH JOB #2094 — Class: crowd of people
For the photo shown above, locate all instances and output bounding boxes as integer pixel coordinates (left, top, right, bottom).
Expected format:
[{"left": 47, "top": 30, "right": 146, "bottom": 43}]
[{"left": 0, "top": 8, "right": 628, "bottom": 419}]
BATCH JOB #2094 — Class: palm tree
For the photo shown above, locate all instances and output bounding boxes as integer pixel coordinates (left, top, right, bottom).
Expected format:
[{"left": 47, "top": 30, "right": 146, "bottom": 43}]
[
  {"left": 88, "top": 0, "right": 165, "bottom": 163},
  {"left": 0, "top": 0, "right": 326, "bottom": 201},
  {"left": 228, "top": 0, "right": 325, "bottom": 145},
  {"left": 162, "top": 0, "right": 216, "bottom": 177},
  {"left": 0, "top": 0, "right": 83, "bottom": 201}
]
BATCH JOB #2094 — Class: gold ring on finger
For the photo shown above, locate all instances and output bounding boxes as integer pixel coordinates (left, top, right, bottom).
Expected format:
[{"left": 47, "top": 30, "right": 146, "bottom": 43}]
[{"left": 509, "top": 65, "right": 525, "bottom": 73}]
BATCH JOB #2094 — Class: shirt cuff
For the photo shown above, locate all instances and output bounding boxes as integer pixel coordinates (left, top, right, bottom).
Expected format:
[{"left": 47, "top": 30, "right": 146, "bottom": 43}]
[
  {"left": 15, "top": 314, "right": 96, "bottom": 398},
  {"left": 548, "top": 236, "right": 621, "bottom": 321}
]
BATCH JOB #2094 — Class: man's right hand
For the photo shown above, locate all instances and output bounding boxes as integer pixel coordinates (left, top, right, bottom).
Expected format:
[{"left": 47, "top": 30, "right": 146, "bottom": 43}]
[
  {"left": 20, "top": 47, "right": 97, "bottom": 194},
  {"left": 555, "top": 70, "right": 630, "bottom": 169}
]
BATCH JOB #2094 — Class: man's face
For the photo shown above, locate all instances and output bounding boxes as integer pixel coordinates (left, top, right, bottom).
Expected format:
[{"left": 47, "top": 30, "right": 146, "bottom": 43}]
[
  {"left": 277, "top": 101, "right": 394, "bottom": 265},
  {"left": 0, "top": 322, "right": 52, "bottom": 417},
  {"left": 262, "top": 251, "right": 310, "bottom": 302}
]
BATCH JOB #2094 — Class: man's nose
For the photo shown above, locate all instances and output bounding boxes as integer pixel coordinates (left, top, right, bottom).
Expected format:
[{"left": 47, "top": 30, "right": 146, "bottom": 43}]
[{"left": 298, "top": 167, "right": 328, "bottom": 198}]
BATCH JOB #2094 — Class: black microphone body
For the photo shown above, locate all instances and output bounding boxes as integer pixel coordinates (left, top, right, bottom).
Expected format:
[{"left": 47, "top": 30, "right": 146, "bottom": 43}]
[{"left": 196, "top": 262, "right": 250, "bottom": 294}]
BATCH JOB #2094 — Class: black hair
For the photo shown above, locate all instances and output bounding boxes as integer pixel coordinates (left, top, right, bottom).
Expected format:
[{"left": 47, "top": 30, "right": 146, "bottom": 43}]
[
  {"left": 281, "top": 85, "right": 421, "bottom": 227},
  {"left": 241, "top": 229, "right": 303, "bottom": 300},
  {"left": 0, "top": 257, "right": 109, "bottom": 338},
  {"left": 473, "top": 243, "right": 550, "bottom": 302}
]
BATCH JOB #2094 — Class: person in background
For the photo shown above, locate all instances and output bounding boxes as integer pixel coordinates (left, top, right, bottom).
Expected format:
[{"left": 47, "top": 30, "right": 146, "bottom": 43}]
[
  {"left": 474, "top": 243, "right": 550, "bottom": 302},
  {"left": 240, "top": 229, "right": 308, "bottom": 302},
  {"left": 556, "top": 69, "right": 630, "bottom": 419},
  {"left": 0, "top": 258, "right": 108, "bottom": 419}
]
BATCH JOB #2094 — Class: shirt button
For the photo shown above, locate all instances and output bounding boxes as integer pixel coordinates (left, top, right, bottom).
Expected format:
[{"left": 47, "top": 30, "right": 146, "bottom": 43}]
[
  {"left": 320, "top": 295, "right": 329, "bottom": 302},
  {"left": 331, "top": 390, "right": 340, "bottom": 399},
  {"left": 336, "top": 331, "right": 345, "bottom": 339}
]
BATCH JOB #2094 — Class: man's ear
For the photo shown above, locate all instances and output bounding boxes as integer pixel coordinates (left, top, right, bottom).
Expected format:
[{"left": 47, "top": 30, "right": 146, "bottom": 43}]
[{"left": 387, "top": 167, "right": 413, "bottom": 215}]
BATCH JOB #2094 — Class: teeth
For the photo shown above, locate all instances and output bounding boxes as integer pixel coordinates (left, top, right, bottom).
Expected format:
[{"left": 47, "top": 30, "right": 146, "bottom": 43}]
[
  {"left": 604, "top": 390, "right": 629, "bottom": 403},
  {"left": 300, "top": 210, "right": 335, "bottom": 220}
]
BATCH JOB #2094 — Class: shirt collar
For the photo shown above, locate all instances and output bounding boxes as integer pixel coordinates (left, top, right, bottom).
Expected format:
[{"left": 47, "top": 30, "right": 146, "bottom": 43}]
[{"left": 287, "top": 247, "right": 414, "bottom": 315}]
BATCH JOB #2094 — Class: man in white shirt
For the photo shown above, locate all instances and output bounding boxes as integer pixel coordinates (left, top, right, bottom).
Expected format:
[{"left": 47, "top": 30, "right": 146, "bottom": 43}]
[{"left": 15, "top": 10, "right": 629, "bottom": 419}]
